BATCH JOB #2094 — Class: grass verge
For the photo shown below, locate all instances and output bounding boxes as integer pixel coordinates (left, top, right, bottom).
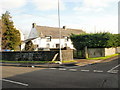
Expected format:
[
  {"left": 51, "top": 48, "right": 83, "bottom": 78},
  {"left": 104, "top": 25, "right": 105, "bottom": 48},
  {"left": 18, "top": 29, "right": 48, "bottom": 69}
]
[
  {"left": 62, "top": 60, "right": 77, "bottom": 63},
  {"left": 0, "top": 60, "right": 54, "bottom": 64},
  {"left": 87, "top": 53, "right": 120, "bottom": 60},
  {"left": 0, "top": 60, "right": 77, "bottom": 64}
]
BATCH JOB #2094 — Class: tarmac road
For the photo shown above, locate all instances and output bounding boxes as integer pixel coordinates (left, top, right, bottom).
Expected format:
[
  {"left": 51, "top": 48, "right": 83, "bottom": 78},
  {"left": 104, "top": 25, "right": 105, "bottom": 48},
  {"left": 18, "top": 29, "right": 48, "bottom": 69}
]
[{"left": 2, "top": 57, "right": 119, "bottom": 88}]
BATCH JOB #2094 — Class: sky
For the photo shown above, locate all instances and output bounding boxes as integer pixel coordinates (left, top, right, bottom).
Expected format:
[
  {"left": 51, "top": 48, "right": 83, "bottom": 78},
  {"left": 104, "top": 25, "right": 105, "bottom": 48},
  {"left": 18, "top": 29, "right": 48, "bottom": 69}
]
[{"left": 0, "top": 0, "right": 119, "bottom": 39}]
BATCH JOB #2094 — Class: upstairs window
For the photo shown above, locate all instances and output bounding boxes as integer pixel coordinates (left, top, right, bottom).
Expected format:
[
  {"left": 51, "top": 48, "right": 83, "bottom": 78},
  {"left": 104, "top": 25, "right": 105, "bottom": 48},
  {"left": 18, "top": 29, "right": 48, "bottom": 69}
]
[
  {"left": 46, "top": 36, "right": 52, "bottom": 42},
  {"left": 64, "top": 36, "right": 69, "bottom": 42}
]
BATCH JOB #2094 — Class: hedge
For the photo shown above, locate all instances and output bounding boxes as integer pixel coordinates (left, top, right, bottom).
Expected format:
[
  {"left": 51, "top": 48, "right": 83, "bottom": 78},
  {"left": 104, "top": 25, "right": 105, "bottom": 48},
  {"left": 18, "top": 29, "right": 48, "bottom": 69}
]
[{"left": 70, "top": 32, "right": 120, "bottom": 50}]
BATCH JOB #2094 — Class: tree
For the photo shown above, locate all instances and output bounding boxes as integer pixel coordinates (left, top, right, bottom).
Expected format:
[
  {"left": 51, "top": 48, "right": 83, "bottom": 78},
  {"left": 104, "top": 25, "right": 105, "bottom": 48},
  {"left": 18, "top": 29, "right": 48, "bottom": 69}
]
[
  {"left": 1, "top": 11, "right": 20, "bottom": 50},
  {"left": 25, "top": 40, "right": 34, "bottom": 51}
]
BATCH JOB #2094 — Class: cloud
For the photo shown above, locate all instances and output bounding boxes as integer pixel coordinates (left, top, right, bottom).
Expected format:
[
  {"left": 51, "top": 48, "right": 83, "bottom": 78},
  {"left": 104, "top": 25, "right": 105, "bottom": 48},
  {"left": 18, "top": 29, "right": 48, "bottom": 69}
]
[
  {"left": 73, "top": 0, "right": 118, "bottom": 13},
  {"left": 83, "top": 0, "right": 118, "bottom": 8},
  {"left": 0, "top": 0, "right": 27, "bottom": 9},
  {"left": 31, "top": 0, "right": 66, "bottom": 11},
  {"left": 0, "top": 0, "right": 28, "bottom": 15},
  {"left": 74, "top": 7, "right": 104, "bottom": 12}
]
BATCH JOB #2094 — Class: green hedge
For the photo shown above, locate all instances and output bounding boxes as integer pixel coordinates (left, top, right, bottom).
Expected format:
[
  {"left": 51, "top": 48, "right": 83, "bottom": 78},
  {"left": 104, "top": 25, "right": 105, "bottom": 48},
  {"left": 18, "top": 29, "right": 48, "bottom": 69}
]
[{"left": 70, "top": 33, "right": 120, "bottom": 50}]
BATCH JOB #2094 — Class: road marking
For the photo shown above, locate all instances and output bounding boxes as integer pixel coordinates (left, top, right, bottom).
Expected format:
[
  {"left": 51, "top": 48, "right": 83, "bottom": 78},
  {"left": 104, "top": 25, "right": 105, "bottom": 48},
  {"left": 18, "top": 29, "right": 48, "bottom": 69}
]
[
  {"left": 107, "top": 64, "right": 120, "bottom": 72},
  {"left": 49, "top": 68, "right": 57, "bottom": 70},
  {"left": 59, "top": 68, "right": 67, "bottom": 71},
  {"left": 81, "top": 70, "right": 90, "bottom": 72},
  {"left": 2, "top": 79, "right": 28, "bottom": 86},
  {"left": 32, "top": 66, "right": 35, "bottom": 68},
  {"left": 65, "top": 66, "right": 80, "bottom": 69},
  {"left": 69, "top": 69, "right": 77, "bottom": 71},
  {"left": 59, "top": 66, "right": 65, "bottom": 68},
  {"left": 93, "top": 70, "right": 103, "bottom": 73},
  {"left": 108, "top": 70, "right": 118, "bottom": 74}
]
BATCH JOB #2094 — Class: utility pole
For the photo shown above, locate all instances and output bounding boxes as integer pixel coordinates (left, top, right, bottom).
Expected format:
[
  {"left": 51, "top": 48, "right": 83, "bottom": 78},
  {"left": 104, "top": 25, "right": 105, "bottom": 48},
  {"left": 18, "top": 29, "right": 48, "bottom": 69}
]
[{"left": 58, "top": 0, "right": 62, "bottom": 64}]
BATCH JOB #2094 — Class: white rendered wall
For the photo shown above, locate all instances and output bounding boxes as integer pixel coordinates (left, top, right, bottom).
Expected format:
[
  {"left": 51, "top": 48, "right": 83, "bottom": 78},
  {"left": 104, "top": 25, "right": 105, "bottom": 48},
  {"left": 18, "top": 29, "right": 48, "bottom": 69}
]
[{"left": 31, "top": 37, "right": 74, "bottom": 49}]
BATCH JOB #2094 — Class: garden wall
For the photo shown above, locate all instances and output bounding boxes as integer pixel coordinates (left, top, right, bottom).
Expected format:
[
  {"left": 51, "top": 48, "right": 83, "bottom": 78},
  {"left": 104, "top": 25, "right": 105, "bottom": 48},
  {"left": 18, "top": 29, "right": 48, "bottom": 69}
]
[
  {"left": 105, "top": 48, "right": 116, "bottom": 56},
  {"left": 87, "top": 48, "right": 105, "bottom": 58},
  {"left": 87, "top": 47, "right": 119, "bottom": 58},
  {"left": 115, "top": 47, "right": 120, "bottom": 53},
  {"left": 62, "top": 49, "right": 73, "bottom": 61},
  {"left": 1, "top": 49, "right": 73, "bottom": 61}
]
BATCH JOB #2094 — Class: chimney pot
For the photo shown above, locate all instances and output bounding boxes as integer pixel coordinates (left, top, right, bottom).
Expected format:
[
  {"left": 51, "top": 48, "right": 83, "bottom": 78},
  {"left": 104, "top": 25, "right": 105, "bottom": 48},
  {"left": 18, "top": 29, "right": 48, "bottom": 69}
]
[
  {"left": 32, "top": 23, "right": 36, "bottom": 28},
  {"left": 63, "top": 26, "right": 66, "bottom": 30}
]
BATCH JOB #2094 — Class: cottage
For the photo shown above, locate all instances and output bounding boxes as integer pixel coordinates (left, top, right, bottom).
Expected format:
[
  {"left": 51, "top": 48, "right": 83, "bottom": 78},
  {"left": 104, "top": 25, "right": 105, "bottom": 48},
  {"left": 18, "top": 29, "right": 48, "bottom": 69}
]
[{"left": 23, "top": 23, "right": 85, "bottom": 50}]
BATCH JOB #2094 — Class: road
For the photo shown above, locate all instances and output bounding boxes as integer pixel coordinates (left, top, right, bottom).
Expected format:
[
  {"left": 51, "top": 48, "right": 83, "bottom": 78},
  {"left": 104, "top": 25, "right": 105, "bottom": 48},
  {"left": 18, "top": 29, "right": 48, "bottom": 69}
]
[{"left": 2, "top": 58, "right": 119, "bottom": 88}]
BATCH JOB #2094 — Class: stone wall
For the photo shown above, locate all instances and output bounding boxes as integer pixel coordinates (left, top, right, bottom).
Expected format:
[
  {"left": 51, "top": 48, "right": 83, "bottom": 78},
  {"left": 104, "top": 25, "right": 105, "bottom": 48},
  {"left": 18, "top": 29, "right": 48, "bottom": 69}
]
[
  {"left": 87, "top": 47, "right": 119, "bottom": 58},
  {"left": 2, "top": 51, "right": 59, "bottom": 61},
  {"left": 105, "top": 48, "right": 116, "bottom": 56},
  {"left": 115, "top": 47, "right": 120, "bottom": 53},
  {"left": 87, "top": 48, "right": 105, "bottom": 58},
  {"left": 62, "top": 49, "right": 73, "bottom": 61},
  {"left": 1, "top": 49, "right": 73, "bottom": 61}
]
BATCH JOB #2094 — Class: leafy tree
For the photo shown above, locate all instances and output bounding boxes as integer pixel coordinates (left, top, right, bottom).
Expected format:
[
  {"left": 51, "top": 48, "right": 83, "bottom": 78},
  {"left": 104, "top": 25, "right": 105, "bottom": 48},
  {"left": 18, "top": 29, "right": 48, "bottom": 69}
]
[
  {"left": 25, "top": 40, "right": 34, "bottom": 51},
  {"left": 1, "top": 11, "right": 20, "bottom": 50}
]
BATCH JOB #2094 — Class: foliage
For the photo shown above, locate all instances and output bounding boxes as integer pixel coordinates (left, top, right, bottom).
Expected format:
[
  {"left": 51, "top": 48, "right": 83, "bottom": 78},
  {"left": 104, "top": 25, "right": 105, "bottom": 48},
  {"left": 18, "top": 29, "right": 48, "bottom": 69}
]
[
  {"left": 25, "top": 40, "right": 34, "bottom": 51},
  {"left": 70, "top": 32, "right": 120, "bottom": 50},
  {"left": 1, "top": 11, "right": 20, "bottom": 50}
]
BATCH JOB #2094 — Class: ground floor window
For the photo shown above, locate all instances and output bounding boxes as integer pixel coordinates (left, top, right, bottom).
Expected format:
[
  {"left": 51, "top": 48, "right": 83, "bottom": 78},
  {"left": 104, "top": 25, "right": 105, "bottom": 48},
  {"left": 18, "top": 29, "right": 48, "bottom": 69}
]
[{"left": 56, "top": 44, "right": 60, "bottom": 48}]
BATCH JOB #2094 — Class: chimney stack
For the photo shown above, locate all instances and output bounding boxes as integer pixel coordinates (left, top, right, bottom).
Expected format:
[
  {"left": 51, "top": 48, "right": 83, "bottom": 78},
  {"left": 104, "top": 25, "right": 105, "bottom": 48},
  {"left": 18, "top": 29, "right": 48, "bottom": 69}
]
[
  {"left": 63, "top": 26, "right": 66, "bottom": 30},
  {"left": 32, "top": 23, "right": 36, "bottom": 28}
]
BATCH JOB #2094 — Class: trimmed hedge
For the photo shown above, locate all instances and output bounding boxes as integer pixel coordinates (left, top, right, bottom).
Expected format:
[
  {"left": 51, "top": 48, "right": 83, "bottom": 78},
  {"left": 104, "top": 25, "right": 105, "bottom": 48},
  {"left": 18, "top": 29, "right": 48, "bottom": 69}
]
[{"left": 70, "top": 33, "right": 120, "bottom": 50}]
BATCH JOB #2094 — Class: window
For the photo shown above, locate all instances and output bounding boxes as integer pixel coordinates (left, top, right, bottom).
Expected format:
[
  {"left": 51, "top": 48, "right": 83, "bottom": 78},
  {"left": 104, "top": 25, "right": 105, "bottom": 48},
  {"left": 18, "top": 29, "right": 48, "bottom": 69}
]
[
  {"left": 46, "top": 36, "right": 51, "bottom": 42},
  {"left": 56, "top": 44, "right": 60, "bottom": 48},
  {"left": 65, "top": 43, "right": 67, "bottom": 47},
  {"left": 46, "top": 43, "right": 50, "bottom": 48},
  {"left": 65, "top": 36, "right": 69, "bottom": 42}
]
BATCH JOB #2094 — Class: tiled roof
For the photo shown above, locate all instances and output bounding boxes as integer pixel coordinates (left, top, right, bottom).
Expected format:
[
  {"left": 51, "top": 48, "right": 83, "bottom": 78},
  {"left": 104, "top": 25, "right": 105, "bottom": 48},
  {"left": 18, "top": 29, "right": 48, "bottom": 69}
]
[{"left": 36, "top": 25, "right": 85, "bottom": 38}]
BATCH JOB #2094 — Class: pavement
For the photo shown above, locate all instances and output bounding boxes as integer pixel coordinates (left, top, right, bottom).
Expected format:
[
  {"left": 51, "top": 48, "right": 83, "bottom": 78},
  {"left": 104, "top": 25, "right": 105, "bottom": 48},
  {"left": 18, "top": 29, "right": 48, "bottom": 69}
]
[{"left": 1, "top": 55, "right": 119, "bottom": 68}]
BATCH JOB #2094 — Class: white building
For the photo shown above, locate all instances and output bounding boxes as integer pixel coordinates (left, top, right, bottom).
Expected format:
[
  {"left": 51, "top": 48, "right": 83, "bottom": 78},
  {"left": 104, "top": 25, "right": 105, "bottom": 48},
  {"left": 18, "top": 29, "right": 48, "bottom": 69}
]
[{"left": 22, "top": 23, "right": 85, "bottom": 50}]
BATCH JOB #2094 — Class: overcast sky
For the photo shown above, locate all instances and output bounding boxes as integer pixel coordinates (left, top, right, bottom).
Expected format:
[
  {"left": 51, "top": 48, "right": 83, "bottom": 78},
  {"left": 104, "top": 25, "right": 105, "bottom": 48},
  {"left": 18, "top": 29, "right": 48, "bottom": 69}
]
[{"left": 0, "top": 0, "right": 119, "bottom": 38}]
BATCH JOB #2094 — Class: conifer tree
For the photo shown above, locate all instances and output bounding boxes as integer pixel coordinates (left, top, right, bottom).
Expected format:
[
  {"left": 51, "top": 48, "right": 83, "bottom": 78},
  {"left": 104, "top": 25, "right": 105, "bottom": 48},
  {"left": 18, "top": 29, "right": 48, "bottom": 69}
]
[{"left": 2, "top": 11, "right": 20, "bottom": 50}]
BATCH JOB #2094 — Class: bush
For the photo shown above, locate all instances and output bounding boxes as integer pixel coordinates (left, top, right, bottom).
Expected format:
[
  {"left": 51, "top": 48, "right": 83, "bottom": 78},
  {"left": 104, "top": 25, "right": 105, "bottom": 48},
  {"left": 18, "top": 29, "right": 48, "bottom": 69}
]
[{"left": 70, "top": 33, "right": 120, "bottom": 50}]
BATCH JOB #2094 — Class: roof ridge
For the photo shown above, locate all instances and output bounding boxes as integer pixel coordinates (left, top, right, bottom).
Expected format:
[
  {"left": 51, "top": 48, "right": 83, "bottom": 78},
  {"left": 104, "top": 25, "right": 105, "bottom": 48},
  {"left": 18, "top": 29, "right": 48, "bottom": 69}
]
[{"left": 36, "top": 25, "right": 83, "bottom": 31}]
